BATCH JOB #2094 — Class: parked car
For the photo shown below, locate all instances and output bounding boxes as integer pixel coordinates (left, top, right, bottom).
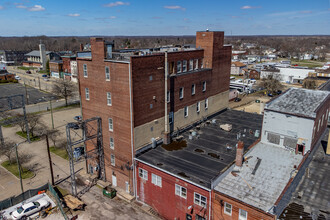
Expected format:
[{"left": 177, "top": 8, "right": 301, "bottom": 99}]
[
  {"left": 43, "top": 78, "right": 49, "bottom": 81},
  {"left": 15, "top": 76, "right": 21, "bottom": 80},
  {"left": 234, "top": 97, "right": 241, "bottom": 102},
  {"left": 10, "top": 198, "right": 50, "bottom": 220},
  {"left": 42, "top": 74, "right": 48, "bottom": 78},
  {"left": 68, "top": 122, "right": 80, "bottom": 130},
  {"left": 25, "top": 70, "right": 31, "bottom": 74},
  {"left": 74, "top": 115, "right": 82, "bottom": 121}
]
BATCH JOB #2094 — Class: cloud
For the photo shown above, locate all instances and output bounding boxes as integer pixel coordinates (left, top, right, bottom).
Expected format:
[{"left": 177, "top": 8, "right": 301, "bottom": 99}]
[
  {"left": 164, "top": 5, "right": 186, "bottom": 11},
  {"left": 109, "top": 16, "right": 116, "bottom": 19},
  {"left": 0, "top": 6, "right": 3, "bottom": 10},
  {"left": 27, "top": 5, "right": 45, "bottom": 11},
  {"left": 152, "top": 16, "right": 162, "bottom": 19},
  {"left": 241, "top": 5, "right": 261, "bottom": 10},
  {"left": 68, "top": 13, "right": 80, "bottom": 17},
  {"left": 300, "top": 10, "right": 312, "bottom": 14},
  {"left": 103, "top": 1, "right": 129, "bottom": 7}
]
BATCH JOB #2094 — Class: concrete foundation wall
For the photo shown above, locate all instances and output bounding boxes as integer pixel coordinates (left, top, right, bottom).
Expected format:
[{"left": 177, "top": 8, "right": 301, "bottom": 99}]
[{"left": 134, "top": 91, "right": 228, "bottom": 149}]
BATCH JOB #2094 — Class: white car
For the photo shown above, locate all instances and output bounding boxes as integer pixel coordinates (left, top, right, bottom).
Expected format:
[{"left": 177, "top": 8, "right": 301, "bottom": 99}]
[
  {"left": 10, "top": 198, "right": 50, "bottom": 220},
  {"left": 14, "top": 76, "right": 21, "bottom": 80}
]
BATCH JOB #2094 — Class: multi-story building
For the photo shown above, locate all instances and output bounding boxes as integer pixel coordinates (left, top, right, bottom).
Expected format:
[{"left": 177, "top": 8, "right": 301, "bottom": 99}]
[
  {"left": 77, "top": 31, "right": 232, "bottom": 194},
  {"left": 0, "top": 50, "right": 27, "bottom": 65}
]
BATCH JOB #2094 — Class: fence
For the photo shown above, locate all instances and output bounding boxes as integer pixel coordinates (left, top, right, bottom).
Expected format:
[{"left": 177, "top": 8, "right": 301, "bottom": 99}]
[
  {"left": 0, "top": 183, "right": 48, "bottom": 211},
  {"left": 48, "top": 184, "right": 69, "bottom": 220}
]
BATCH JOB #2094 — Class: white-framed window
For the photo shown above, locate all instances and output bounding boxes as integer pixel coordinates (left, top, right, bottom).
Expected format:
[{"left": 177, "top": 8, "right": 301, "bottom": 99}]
[
  {"left": 85, "top": 88, "right": 90, "bottom": 100},
  {"left": 83, "top": 64, "right": 88, "bottom": 77},
  {"left": 179, "top": 87, "right": 184, "bottom": 99},
  {"left": 177, "top": 61, "right": 182, "bottom": 73},
  {"left": 108, "top": 118, "right": 113, "bottom": 131},
  {"left": 167, "top": 91, "right": 170, "bottom": 103},
  {"left": 189, "top": 59, "right": 193, "bottom": 71},
  {"left": 224, "top": 202, "right": 232, "bottom": 216},
  {"left": 318, "top": 119, "right": 320, "bottom": 132},
  {"left": 151, "top": 173, "right": 162, "bottom": 187},
  {"left": 184, "top": 106, "right": 188, "bottom": 118},
  {"left": 105, "top": 66, "right": 110, "bottom": 81},
  {"left": 175, "top": 184, "right": 187, "bottom": 199},
  {"left": 191, "top": 84, "right": 195, "bottom": 95},
  {"left": 205, "top": 98, "right": 208, "bottom": 109},
  {"left": 239, "top": 209, "right": 248, "bottom": 220},
  {"left": 138, "top": 168, "right": 148, "bottom": 180},
  {"left": 201, "top": 58, "right": 204, "bottom": 68},
  {"left": 182, "top": 60, "right": 187, "bottom": 72},
  {"left": 321, "top": 114, "right": 324, "bottom": 126},
  {"left": 110, "top": 137, "right": 114, "bottom": 149},
  {"left": 202, "top": 81, "right": 206, "bottom": 92},
  {"left": 196, "top": 102, "right": 200, "bottom": 113},
  {"left": 195, "top": 59, "right": 199, "bottom": 70},
  {"left": 110, "top": 154, "right": 115, "bottom": 166},
  {"left": 194, "top": 193, "right": 207, "bottom": 207},
  {"left": 107, "top": 92, "right": 112, "bottom": 106}
]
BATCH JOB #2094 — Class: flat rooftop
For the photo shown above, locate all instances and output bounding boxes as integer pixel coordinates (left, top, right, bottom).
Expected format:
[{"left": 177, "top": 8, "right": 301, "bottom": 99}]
[
  {"left": 265, "top": 87, "right": 330, "bottom": 118},
  {"left": 215, "top": 142, "right": 303, "bottom": 214},
  {"left": 136, "top": 109, "right": 263, "bottom": 188}
]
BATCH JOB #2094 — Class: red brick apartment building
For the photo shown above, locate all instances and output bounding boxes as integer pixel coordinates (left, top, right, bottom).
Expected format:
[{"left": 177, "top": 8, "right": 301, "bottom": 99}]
[{"left": 77, "top": 31, "right": 232, "bottom": 194}]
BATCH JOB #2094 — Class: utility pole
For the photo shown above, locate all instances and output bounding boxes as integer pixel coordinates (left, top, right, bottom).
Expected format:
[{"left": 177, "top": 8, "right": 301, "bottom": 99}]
[
  {"left": 0, "top": 125, "right": 4, "bottom": 146},
  {"left": 24, "top": 82, "right": 29, "bottom": 105},
  {"left": 15, "top": 144, "right": 24, "bottom": 195},
  {"left": 46, "top": 134, "right": 55, "bottom": 185},
  {"left": 49, "top": 100, "right": 54, "bottom": 129},
  {"left": 38, "top": 77, "right": 41, "bottom": 90}
]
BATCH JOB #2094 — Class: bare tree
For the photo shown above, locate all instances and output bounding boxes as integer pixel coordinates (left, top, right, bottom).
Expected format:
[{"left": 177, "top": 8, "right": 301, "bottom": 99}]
[
  {"left": 0, "top": 140, "right": 15, "bottom": 164},
  {"left": 14, "top": 113, "right": 44, "bottom": 137},
  {"left": 52, "top": 80, "right": 77, "bottom": 106},
  {"left": 303, "top": 79, "right": 317, "bottom": 90},
  {"left": 260, "top": 73, "right": 283, "bottom": 95},
  {"left": 48, "top": 129, "right": 60, "bottom": 147}
]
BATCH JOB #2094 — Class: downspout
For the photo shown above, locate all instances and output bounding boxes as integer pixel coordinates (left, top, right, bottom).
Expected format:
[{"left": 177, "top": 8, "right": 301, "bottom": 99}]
[
  {"left": 128, "top": 61, "right": 137, "bottom": 197},
  {"left": 208, "top": 190, "right": 211, "bottom": 220},
  {"left": 164, "top": 52, "right": 168, "bottom": 133}
]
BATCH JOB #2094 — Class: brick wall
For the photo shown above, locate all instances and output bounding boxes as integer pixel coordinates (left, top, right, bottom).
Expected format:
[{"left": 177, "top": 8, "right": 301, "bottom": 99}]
[
  {"left": 312, "top": 96, "right": 330, "bottom": 149},
  {"left": 212, "top": 191, "right": 275, "bottom": 220},
  {"left": 136, "top": 160, "right": 210, "bottom": 220}
]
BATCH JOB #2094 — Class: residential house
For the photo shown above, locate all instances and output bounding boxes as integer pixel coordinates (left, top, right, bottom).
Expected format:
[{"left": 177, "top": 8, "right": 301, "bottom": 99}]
[{"left": 231, "top": 62, "right": 247, "bottom": 76}]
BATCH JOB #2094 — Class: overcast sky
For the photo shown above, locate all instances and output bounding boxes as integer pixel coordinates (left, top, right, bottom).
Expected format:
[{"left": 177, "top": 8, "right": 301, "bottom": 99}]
[{"left": 0, "top": 0, "right": 329, "bottom": 36}]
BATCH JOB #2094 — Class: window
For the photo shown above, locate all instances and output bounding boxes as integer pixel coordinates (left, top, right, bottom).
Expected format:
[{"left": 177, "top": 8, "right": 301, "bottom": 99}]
[
  {"left": 183, "top": 60, "right": 187, "bottom": 72},
  {"left": 151, "top": 173, "right": 162, "bottom": 187},
  {"left": 196, "top": 102, "right": 200, "bottom": 113},
  {"left": 201, "top": 58, "right": 204, "bottom": 68},
  {"left": 83, "top": 64, "right": 88, "bottom": 77},
  {"left": 224, "top": 202, "right": 232, "bottom": 216},
  {"left": 205, "top": 99, "right": 208, "bottom": 109},
  {"left": 175, "top": 184, "right": 187, "bottom": 199},
  {"left": 202, "top": 81, "right": 206, "bottom": 92},
  {"left": 195, "top": 59, "right": 199, "bottom": 70},
  {"left": 149, "top": 75, "right": 153, "bottom": 81},
  {"left": 150, "top": 104, "right": 153, "bottom": 109},
  {"left": 180, "top": 87, "right": 184, "bottom": 99},
  {"left": 177, "top": 61, "right": 182, "bottom": 73},
  {"left": 191, "top": 84, "right": 195, "bottom": 95},
  {"left": 167, "top": 91, "right": 170, "bottom": 103},
  {"left": 85, "top": 88, "right": 90, "bottom": 100},
  {"left": 139, "top": 168, "right": 148, "bottom": 180},
  {"left": 194, "top": 193, "right": 207, "bottom": 207},
  {"left": 105, "top": 66, "right": 110, "bottom": 81},
  {"left": 184, "top": 106, "right": 188, "bottom": 118},
  {"left": 108, "top": 118, "right": 113, "bottom": 131},
  {"left": 110, "top": 154, "right": 115, "bottom": 166},
  {"left": 107, "top": 92, "right": 112, "bottom": 106},
  {"left": 189, "top": 59, "right": 193, "bottom": 71},
  {"left": 110, "top": 137, "right": 114, "bottom": 149},
  {"left": 239, "top": 209, "right": 248, "bottom": 220}
]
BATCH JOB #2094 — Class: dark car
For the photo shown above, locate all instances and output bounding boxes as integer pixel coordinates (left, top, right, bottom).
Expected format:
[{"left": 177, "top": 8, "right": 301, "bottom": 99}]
[
  {"left": 42, "top": 74, "right": 48, "bottom": 78},
  {"left": 234, "top": 97, "right": 241, "bottom": 102},
  {"left": 26, "top": 70, "right": 31, "bottom": 74},
  {"left": 74, "top": 115, "right": 82, "bottom": 121},
  {"left": 68, "top": 122, "right": 80, "bottom": 130}
]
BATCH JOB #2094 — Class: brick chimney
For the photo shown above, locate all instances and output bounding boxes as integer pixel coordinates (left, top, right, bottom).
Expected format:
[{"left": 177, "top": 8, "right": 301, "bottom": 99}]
[
  {"left": 236, "top": 141, "right": 244, "bottom": 167},
  {"left": 79, "top": 44, "right": 84, "bottom": 51}
]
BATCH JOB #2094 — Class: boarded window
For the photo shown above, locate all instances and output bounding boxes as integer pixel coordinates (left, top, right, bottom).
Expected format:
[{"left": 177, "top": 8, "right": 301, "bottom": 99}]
[
  {"left": 283, "top": 137, "right": 297, "bottom": 149},
  {"left": 267, "top": 132, "right": 280, "bottom": 145}
]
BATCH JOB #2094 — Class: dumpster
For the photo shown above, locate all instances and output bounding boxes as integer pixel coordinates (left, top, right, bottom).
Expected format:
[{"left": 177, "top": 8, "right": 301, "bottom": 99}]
[{"left": 103, "top": 187, "right": 116, "bottom": 199}]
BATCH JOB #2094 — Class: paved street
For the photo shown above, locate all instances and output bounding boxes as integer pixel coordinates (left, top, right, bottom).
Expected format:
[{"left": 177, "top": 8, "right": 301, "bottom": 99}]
[{"left": 0, "top": 107, "right": 84, "bottom": 199}]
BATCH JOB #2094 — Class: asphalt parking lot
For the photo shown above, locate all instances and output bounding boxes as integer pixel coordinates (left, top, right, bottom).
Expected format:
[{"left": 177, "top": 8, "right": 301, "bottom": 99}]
[{"left": 0, "top": 83, "right": 57, "bottom": 111}]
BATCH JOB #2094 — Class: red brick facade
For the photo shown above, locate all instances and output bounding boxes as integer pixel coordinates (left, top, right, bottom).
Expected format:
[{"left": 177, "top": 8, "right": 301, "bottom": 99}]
[
  {"left": 248, "top": 70, "right": 260, "bottom": 79},
  {"left": 136, "top": 160, "right": 210, "bottom": 220},
  {"left": 62, "top": 56, "right": 76, "bottom": 73}
]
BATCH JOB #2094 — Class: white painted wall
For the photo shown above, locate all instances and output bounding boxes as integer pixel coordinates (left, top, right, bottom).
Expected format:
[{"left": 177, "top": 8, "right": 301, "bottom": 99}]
[
  {"left": 261, "top": 110, "right": 314, "bottom": 153},
  {"left": 261, "top": 67, "right": 315, "bottom": 83}
]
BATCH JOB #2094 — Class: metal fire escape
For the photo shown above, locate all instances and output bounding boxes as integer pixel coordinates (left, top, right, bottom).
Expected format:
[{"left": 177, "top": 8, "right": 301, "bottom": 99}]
[{"left": 66, "top": 116, "right": 105, "bottom": 196}]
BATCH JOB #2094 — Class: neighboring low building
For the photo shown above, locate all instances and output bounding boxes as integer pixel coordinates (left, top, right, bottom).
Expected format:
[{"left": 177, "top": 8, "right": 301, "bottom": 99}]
[
  {"left": 0, "top": 50, "right": 27, "bottom": 65},
  {"left": 212, "top": 88, "right": 330, "bottom": 220},
  {"left": 0, "top": 69, "right": 15, "bottom": 81},
  {"left": 261, "top": 67, "right": 315, "bottom": 84},
  {"left": 23, "top": 50, "right": 61, "bottom": 68},
  {"left": 49, "top": 60, "right": 63, "bottom": 78},
  {"left": 136, "top": 110, "right": 262, "bottom": 220},
  {"left": 231, "top": 62, "right": 247, "bottom": 75},
  {"left": 61, "top": 55, "right": 77, "bottom": 81}
]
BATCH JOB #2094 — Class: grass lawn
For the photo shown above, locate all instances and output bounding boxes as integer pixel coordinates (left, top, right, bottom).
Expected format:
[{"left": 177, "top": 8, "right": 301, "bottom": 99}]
[
  {"left": 50, "top": 146, "right": 69, "bottom": 160},
  {"left": 16, "top": 131, "right": 40, "bottom": 142},
  {"left": 1, "top": 161, "right": 34, "bottom": 179},
  {"left": 291, "top": 60, "right": 324, "bottom": 68},
  {"left": 18, "top": 66, "right": 37, "bottom": 71}
]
